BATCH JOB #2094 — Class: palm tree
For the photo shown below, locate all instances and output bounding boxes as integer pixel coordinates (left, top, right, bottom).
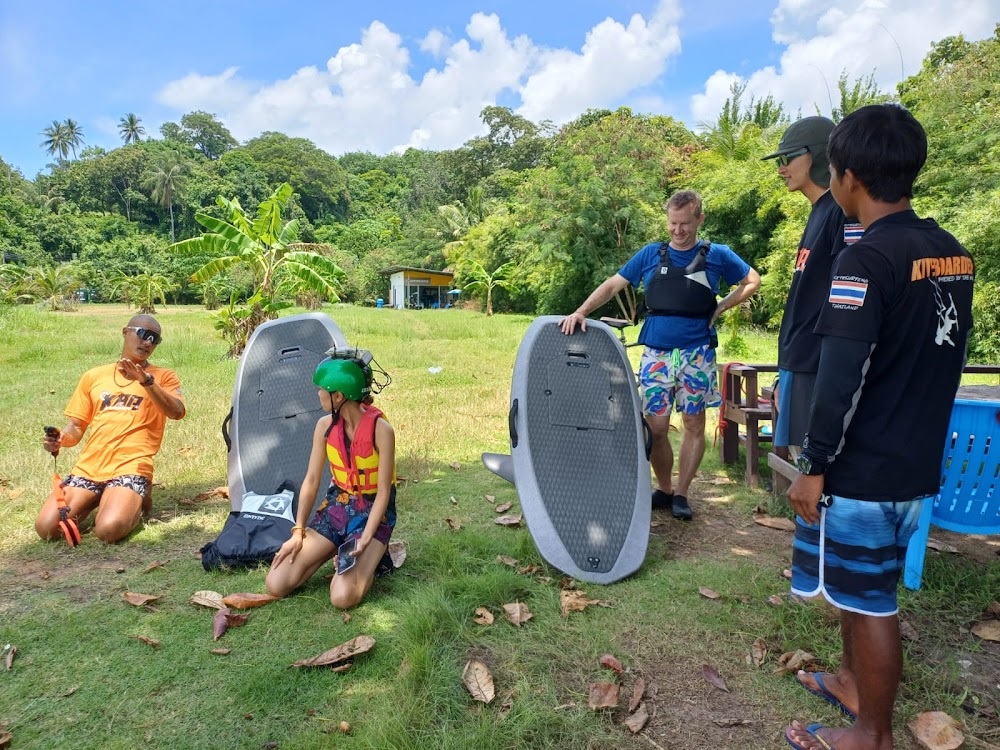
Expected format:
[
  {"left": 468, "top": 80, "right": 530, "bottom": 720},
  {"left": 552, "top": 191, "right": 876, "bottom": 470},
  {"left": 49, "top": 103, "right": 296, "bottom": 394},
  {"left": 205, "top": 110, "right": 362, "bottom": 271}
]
[
  {"left": 119, "top": 113, "right": 145, "bottom": 144},
  {"left": 40, "top": 121, "right": 70, "bottom": 163},
  {"left": 172, "top": 182, "right": 346, "bottom": 354},
  {"left": 145, "top": 158, "right": 189, "bottom": 243},
  {"left": 22, "top": 264, "right": 79, "bottom": 311},
  {"left": 62, "top": 119, "right": 85, "bottom": 159},
  {"left": 133, "top": 272, "right": 175, "bottom": 314},
  {"left": 461, "top": 259, "right": 519, "bottom": 316}
]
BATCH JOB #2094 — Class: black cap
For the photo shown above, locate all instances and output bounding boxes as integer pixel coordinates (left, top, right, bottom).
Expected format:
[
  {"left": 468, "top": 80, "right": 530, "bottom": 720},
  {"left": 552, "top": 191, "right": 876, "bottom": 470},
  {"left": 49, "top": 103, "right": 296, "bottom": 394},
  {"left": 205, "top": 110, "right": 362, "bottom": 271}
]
[{"left": 761, "top": 116, "right": 835, "bottom": 187}]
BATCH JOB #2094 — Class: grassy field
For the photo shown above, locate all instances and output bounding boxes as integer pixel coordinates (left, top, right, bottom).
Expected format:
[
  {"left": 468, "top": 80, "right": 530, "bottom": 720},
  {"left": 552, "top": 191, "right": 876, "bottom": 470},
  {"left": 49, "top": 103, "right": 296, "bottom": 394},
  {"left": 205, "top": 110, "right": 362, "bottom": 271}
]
[{"left": 0, "top": 304, "right": 997, "bottom": 750}]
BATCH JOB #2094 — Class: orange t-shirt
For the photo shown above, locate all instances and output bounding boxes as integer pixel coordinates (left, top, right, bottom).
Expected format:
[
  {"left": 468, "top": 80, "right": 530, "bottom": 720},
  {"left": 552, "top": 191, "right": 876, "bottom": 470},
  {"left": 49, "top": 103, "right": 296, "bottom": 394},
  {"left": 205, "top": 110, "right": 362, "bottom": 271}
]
[{"left": 65, "top": 363, "right": 184, "bottom": 481}]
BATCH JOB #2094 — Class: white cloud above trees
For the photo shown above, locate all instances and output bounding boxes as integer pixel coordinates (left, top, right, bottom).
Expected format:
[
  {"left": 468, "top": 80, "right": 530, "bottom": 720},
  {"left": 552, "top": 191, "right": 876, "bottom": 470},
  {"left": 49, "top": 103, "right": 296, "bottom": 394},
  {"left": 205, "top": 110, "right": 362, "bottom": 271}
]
[{"left": 691, "top": 0, "right": 1000, "bottom": 126}]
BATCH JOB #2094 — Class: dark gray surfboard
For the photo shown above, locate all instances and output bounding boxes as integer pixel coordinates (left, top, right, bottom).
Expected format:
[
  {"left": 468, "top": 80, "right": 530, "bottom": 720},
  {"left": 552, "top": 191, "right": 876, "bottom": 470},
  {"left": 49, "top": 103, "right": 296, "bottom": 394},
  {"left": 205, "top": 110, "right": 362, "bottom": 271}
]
[
  {"left": 483, "top": 316, "right": 651, "bottom": 583},
  {"left": 226, "top": 313, "right": 347, "bottom": 511}
]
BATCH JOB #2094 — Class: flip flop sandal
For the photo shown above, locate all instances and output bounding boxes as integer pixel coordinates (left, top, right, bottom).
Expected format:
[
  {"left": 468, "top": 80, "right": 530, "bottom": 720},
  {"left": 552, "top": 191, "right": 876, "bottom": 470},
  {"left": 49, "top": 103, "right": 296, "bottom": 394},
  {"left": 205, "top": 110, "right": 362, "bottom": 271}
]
[
  {"left": 785, "top": 722, "right": 837, "bottom": 750},
  {"left": 796, "top": 672, "right": 857, "bottom": 721}
]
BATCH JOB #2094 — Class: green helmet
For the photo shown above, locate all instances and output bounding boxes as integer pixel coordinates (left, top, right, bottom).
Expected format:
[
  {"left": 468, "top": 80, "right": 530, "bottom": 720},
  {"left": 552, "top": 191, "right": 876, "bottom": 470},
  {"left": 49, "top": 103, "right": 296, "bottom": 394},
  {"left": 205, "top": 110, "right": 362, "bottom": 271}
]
[{"left": 313, "top": 358, "right": 365, "bottom": 401}]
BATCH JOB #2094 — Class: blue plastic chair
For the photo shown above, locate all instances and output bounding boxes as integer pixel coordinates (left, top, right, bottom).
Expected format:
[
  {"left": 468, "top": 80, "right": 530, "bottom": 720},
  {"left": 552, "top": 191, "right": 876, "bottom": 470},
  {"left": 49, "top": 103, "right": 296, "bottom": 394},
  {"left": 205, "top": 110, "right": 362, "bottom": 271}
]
[{"left": 904, "top": 399, "right": 1000, "bottom": 589}]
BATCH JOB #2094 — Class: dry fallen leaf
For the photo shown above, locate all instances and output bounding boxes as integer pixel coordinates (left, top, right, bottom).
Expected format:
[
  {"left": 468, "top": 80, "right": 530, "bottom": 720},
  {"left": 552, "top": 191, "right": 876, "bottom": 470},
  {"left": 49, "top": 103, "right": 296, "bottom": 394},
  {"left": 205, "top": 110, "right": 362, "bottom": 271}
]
[
  {"left": 342, "top": 612, "right": 351, "bottom": 624},
  {"left": 629, "top": 678, "right": 646, "bottom": 713},
  {"left": 191, "top": 486, "right": 229, "bottom": 502},
  {"left": 388, "top": 540, "right": 407, "bottom": 569},
  {"left": 213, "top": 608, "right": 231, "bottom": 641},
  {"left": 211, "top": 648, "right": 231, "bottom": 656},
  {"left": 560, "top": 589, "right": 603, "bottom": 618},
  {"left": 339, "top": 720, "right": 351, "bottom": 733},
  {"left": 4, "top": 646, "right": 15, "bottom": 671},
  {"left": 449, "top": 461, "right": 462, "bottom": 471},
  {"left": 517, "top": 565, "right": 541, "bottom": 575},
  {"left": 766, "top": 594, "right": 785, "bottom": 607},
  {"left": 497, "top": 689, "right": 515, "bottom": 719},
  {"left": 292, "top": 635, "right": 376, "bottom": 667},
  {"left": 713, "top": 718, "right": 756, "bottom": 727},
  {"left": 495, "top": 515, "right": 522, "bottom": 527},
  {"left": 782, "top": 568, "right": 793, "bottom": 580},
  {"left": 699, "top": 587, "right": 721, "bottom": 600},
  {"left": 450, "top": 496, "right": 458, "bottom": 505},
  {"left": 495, "top": 502, "right": 513, "bottom": 513},
  {"left": 752, "top": 514, "right": 797, "bottom": 532},
  {"left": 61, "top": 686, "right": 79, "bottom": 697},
  {"left": 497, "top": 555, "right": 519, "bottom": 567},
  {"left": 503, "top": 601, "right": 533, "bottom": 627},
  {"left": 189, "top": 590, "right": 225, "bottom": 610},
  {"left": 587, "top": 682, "right": 621, "bottom": 710},
  {"left": 750, "top": 638, "right": 767, "bottom": 668},
  {"left": 122, "top": 592, "right": 161, "bottom": 607},
  {"left": 485, "top": 494, "right": 496, "bottom": 504},
  {"left": 142, "top": 560, "right": 169, "bottom": 573},
  {"left": 926, "top": 538, "right": 959, "bottom": 554},
  {"left": 462, "top": 659, "right": 496, "bottom": 703},
  {"left": 908, "top": 711, "right": 964, "bottom": 750},
  {"left": 473, "top": 607, "right": 495, "bottom": 625},
  {"left": 225, "top": 611, "right": 250, "bottom": 628},
  {"left": 446, "top": 517, "right": 462, "bottom": 530},
  {"left": 40, "top": 570, "right": 51, "bottom": 580},
  {"left": 624, "top": 703, "right": 649, "bottom": 733},
  {"left": 775, "top": 649, "right": 818, "bottom": 676},
  {"left": 986, "top": 601, "right": 1000, "bottom": 617},
  {"left": 599, "top": 654, "right": 624, "bottom": 674},
  {"left": 701, "top": 664, "right": 729, "bottom": 692},
  {"left": 0, "top": 723, "right": 10, "bottom": 749},
  {"left": 332, "top": 662, "right": 352, "bottom": 673},
  {"left": 222, "top": 592, "right": 278, "bottom": 609},
  {"left": 130, "top": 635, "right": 160, "bottom": 648},
  {"left": 900, "top": 618, "right": 919, "bottom": 641},
  {"left": 971, "top": 619, "right": 1000, "bottom": 642}
]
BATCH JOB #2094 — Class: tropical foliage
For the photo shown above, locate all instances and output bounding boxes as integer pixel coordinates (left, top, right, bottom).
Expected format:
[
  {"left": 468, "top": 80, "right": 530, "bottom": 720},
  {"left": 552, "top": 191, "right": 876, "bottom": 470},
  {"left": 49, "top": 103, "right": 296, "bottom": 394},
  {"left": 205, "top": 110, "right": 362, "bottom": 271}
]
[{"left": 2, "top": 26, "right": 998, "bottom": 359}]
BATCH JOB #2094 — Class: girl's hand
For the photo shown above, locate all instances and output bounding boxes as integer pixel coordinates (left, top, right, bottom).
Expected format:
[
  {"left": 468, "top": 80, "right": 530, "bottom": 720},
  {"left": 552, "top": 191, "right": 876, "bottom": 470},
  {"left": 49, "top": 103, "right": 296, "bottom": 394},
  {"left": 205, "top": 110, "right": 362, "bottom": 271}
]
[
  {"left": 351, "top": 535, "right": 372, "bottom": 558},
  {"left": 272, "top": 533, "right": 304, "bottom": 567}
]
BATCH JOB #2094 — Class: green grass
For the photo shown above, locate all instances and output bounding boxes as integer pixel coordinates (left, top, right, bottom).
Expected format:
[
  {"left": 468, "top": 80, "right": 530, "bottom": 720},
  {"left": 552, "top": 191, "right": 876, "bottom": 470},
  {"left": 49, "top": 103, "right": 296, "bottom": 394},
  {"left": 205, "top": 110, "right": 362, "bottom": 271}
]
[{"left": 0, "top": 305, "right": 997, "bottom": 750}]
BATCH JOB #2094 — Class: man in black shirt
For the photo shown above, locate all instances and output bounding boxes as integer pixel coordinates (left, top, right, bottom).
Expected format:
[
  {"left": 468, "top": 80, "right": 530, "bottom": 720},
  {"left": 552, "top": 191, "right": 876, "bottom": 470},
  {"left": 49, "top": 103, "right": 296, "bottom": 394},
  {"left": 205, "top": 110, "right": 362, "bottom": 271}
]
[
  {"left": 762, "top": 116, "right": 862, "bottom": 459},
  {"left": 784, "top": 105, "right": 974, "bottom": 750}
]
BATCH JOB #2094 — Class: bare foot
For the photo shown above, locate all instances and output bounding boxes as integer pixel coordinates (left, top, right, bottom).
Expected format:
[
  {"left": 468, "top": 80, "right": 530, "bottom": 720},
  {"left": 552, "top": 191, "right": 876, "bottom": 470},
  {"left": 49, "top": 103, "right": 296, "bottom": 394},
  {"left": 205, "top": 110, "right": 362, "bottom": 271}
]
[{"left": 797, "top": 669, "right": 859, "bottom": 719}]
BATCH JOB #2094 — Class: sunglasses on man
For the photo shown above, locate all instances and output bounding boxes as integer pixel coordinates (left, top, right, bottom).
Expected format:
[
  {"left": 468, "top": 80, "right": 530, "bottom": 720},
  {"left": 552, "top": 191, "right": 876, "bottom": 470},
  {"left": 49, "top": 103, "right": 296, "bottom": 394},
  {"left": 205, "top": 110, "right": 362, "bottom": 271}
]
[
  {"left": 776, "top": 146, "right": 810, "bottom": 167},
  {"left": 125, "top": 326, "right": 163, "bottom": 345}
]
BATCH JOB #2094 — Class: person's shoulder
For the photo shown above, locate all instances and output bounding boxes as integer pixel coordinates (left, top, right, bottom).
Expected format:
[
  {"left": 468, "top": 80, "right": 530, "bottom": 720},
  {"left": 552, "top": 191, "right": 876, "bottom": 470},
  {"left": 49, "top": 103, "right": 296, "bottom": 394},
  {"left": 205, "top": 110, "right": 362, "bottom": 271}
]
[
  {"left": 148, "top": 364, "right": 179, "bottom": 378},
  {"left": 706, "top": 242, "right": 748, "bottom": 264},
  {"left": 82, "top": 363, "right": 115, "bottom": 380}
]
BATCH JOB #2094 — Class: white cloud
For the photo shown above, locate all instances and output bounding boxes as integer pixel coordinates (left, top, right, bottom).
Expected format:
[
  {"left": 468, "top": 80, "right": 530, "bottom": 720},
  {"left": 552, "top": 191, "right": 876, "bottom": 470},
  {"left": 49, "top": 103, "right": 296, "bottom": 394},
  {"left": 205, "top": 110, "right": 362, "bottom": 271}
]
[
  {"left": 155, "top": 1, "right": 684, "bottom": 155},
  {"left": 691, "top": 0, "right": 1000, "bottom": 126}
]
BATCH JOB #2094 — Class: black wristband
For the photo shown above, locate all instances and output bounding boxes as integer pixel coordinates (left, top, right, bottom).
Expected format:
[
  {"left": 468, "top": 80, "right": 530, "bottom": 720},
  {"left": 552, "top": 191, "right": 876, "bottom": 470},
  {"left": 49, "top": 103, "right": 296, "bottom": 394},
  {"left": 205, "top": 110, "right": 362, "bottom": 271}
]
[{"left": 141, "top": 373, "right": 154, "bottom": 388}]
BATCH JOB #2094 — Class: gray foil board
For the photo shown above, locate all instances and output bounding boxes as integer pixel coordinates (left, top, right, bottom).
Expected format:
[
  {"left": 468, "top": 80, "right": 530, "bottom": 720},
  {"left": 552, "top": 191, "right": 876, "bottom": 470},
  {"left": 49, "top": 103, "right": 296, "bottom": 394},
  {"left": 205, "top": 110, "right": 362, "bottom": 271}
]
[
  {"left": 485, "top": 316, "right": 650, "bottom": 584},
  {"left": 227, "top": 313, "right": 347, "bottom": 511}
]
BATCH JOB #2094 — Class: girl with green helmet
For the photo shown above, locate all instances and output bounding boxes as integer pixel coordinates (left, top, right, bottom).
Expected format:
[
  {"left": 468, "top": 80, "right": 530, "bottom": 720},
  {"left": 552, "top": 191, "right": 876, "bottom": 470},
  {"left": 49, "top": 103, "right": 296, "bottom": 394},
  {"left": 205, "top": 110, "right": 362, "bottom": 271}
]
[{"left": 265, "top": 358, "right": 397, "bottom": 610}]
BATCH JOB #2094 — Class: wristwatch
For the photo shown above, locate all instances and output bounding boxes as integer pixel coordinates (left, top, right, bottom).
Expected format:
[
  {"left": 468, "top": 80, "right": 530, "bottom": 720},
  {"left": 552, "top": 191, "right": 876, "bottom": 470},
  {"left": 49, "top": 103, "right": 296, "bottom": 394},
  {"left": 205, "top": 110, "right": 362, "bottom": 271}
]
[
  {"left": 796, "top": 454, "right": 827, "bottom": 476},
  {"left": 141, "top": 372, "right": 155, "bottom": 388}
]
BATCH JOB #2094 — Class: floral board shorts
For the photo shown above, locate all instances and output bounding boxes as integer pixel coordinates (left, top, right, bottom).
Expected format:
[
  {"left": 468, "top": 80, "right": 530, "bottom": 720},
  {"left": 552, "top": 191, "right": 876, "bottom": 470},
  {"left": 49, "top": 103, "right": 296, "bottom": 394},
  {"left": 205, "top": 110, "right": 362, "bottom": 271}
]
[
  {"left": 63, "top": 474, "right": 151, "bottom": 498},
  {"left": 638, "top": 344, "right": 722, "bottom": 416},
  {"left": 308, "top": 484, "right": 397, "bottom": 549}
]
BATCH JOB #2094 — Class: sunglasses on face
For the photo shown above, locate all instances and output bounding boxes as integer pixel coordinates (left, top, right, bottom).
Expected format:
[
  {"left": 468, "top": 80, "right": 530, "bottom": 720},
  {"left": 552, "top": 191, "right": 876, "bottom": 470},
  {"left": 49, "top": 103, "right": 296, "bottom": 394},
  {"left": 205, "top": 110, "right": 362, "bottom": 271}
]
[
  {"left": 125, "top": 326, "right": 162, "bottom": 345},
  {"left": 777, "top": 146, "right": 810, "bottom": 167}
]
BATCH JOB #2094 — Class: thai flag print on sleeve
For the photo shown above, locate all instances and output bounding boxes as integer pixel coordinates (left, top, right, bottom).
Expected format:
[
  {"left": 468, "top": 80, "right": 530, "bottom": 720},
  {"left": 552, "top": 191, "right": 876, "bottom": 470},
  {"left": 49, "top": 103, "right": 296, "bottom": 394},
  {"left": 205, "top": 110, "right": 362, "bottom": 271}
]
[{"left": 829, "top": 278, "right": 868, "bottom": 307}]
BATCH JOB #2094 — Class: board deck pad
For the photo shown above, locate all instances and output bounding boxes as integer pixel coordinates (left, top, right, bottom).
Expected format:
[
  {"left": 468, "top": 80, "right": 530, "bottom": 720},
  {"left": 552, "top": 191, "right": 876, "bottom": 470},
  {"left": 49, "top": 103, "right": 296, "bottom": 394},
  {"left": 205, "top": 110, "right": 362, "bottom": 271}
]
[
  {"left": 484, "top": 316, "right": 650, "bottom": 583},
  {"left": 227, "top": 313, "right": 347, "bottom": 511}
]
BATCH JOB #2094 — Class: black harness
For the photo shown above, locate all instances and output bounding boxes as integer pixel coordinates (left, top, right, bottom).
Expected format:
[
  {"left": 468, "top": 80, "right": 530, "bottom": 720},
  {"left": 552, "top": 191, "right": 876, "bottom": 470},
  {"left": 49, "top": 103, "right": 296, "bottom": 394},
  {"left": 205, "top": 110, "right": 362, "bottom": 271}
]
[{"left": 642, "top": 240, "right": 717, "bottom": 320}]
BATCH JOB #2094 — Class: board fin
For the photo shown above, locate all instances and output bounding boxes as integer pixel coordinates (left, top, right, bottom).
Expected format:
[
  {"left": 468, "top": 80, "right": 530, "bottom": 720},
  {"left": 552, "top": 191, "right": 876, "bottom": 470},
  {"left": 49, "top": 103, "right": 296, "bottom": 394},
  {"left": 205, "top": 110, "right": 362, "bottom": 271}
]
[{"left": 481, "top": 452, "right": 515, "bottom": 484}]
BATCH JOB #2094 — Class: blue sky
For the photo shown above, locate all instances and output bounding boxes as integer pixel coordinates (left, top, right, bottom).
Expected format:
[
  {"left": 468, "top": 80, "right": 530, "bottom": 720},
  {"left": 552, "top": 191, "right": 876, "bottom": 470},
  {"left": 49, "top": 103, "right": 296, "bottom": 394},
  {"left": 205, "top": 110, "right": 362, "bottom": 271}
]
[{"left": 2, "top": 0, "right": 997, "bottom": 178}]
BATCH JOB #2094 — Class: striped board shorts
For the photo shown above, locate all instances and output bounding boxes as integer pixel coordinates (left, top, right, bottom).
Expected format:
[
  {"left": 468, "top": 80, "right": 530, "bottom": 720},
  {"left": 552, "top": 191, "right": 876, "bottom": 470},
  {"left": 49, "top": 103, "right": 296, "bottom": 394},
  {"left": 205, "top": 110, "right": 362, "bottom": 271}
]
[{"left": 791, "top": 495, "right": 927, "bottom": 616}]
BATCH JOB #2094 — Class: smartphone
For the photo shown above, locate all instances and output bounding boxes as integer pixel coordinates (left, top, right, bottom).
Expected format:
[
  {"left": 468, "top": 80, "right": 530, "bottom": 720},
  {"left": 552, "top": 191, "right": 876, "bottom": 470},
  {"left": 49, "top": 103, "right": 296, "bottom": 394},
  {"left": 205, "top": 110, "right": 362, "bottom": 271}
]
[{"left": 336, "top": 539, "right": 358, "bottom": 575}]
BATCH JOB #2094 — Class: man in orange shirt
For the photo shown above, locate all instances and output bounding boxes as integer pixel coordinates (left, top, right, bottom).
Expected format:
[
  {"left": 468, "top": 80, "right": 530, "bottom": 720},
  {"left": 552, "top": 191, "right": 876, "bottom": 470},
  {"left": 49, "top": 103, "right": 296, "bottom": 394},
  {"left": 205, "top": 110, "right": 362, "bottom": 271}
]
[{"left": 36, "top": 315, "right": 186, "bottom": 543}]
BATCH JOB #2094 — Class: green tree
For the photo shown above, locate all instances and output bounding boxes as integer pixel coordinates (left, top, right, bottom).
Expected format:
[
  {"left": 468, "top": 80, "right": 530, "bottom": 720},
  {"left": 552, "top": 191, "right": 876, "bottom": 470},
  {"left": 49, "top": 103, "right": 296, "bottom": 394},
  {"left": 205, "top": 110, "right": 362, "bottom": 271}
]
[
  {"left": 171, "top": 182, "right": 345, "bottom": 354},
  {"left": 119, "top": 113, "right": 146, "bottom": 144},
  {"left": 132, "top": 272, "right": 175, "bottom": 314},
  {"left": 62, "top": 119, "right": 85, "bottom": 159},
  {"left": 178, "top": 111, "right": 238, "bottom": 160},
  {"left": 40, "top": 121, "right": 70, "bottom": 163},
  {"left": 22, "top": 264, "right": 80, "bottom": 311},
  {"left": 145, "top": 157, "right": 189, "bottom": 242},
  {"left": 459, "top": 259, "right": 519, "bottom": 316}
]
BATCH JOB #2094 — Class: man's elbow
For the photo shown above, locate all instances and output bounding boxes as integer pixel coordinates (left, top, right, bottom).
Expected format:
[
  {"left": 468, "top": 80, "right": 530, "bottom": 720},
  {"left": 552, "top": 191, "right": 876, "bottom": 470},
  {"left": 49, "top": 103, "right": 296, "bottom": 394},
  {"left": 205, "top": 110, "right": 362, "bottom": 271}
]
[{"left": 743, "top": 269, "right": 762, "bottom": 295}]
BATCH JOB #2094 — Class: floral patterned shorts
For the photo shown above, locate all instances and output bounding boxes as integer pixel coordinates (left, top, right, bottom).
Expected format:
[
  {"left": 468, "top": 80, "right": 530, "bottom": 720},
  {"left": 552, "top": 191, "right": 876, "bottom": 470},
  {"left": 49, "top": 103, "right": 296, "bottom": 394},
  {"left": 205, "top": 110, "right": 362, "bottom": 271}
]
[
  {"left": 63, "top": 474, "right": 151, "bottom": 498},
  {"left": 638, "top": 344, "right": 721, "bottom": 416},
  {"left": 308, "top": 484, "right": 396, "bottom": 548}
]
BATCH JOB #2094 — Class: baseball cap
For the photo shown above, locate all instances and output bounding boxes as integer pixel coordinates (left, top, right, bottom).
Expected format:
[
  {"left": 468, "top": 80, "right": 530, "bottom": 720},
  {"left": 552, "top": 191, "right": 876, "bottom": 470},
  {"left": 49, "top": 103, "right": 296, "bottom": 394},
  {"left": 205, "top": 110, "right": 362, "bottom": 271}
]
[{"left": 760, "top": 116, "right": 835, "bottom": 160}]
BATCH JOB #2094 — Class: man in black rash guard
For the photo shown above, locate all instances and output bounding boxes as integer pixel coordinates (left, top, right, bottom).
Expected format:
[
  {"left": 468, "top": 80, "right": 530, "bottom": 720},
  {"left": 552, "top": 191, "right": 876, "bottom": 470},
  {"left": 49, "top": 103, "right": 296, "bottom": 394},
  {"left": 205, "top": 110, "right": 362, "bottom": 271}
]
[
  {"left": 783, "top": 105, "right": 975, "bottom": 750},
  {"left": 761, "top": 116, "right": 863, "bottom": 460}
]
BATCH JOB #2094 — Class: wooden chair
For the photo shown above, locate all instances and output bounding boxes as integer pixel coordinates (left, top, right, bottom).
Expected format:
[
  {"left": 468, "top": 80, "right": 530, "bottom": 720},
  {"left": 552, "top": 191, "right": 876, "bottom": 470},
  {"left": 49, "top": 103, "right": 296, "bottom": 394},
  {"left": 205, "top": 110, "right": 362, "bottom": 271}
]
[{"left": 718, "top": 364, "right": 778, "bottom": 487}]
